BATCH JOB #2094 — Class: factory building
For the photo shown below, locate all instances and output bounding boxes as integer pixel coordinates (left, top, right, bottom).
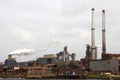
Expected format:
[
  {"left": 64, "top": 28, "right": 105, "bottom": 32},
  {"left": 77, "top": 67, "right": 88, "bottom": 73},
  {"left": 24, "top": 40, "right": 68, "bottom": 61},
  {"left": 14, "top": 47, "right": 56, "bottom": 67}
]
[
  {"left": 56, "top": 46, "right": 69, "bottom": 62},
  {"left": 89, "top": 59, "right": 119, "bottom": 73},
  {"left": 102, "top": 54, "right": 120, "bottom": 60},
  {"left": 1, "top": 8, "right": 120, "bottom": 78},
  {"left": 37, "top": 54, "right": 56, "bottom": 65},
  {"left": 4, "top": 55, "right": 17, "bottom": 67},
  {"left": 37, "top": 58, "right": 54, "bottom": 65},
  {"left": 88, "top": 9, "right": 120, "bottom": 73},
  {"left": 81, "top": 9, "right": 120, "bottom": 75},
  {"left": 56, "top": 51, "right": 64, "bottom": 62},
  {"left": 4, "top": 59, "right": 17, "bottom": 67}
]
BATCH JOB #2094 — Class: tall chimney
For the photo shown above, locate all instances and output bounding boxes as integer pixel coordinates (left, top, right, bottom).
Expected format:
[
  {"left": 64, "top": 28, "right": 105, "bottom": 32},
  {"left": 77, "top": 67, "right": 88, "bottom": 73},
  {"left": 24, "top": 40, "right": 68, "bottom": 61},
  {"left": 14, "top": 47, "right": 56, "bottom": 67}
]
[
  {"left": 71, "top": 53, "right": 76, "bottom": 62},
  {"left": 91, "top": 8, "right": 96, "bottom": 60},
  {"left": 102, "top": 10, "right": 106, "bottom": 57}
]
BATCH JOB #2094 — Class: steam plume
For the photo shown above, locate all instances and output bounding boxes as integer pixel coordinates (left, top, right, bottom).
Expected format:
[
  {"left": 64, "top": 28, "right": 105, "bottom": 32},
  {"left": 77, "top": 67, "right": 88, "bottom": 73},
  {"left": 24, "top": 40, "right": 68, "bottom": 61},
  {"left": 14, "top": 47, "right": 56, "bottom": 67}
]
[
  {"left": 51, "top": 38, "right": 60, "bottom": 44},
  {"left": 9, "top": 48, "right": 36, "bottom": 56}
]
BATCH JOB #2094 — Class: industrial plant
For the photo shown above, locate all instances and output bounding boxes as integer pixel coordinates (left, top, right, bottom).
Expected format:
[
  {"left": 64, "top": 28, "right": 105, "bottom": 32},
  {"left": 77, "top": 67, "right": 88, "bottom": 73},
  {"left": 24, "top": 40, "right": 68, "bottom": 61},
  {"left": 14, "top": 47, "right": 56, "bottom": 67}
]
[{"left": 0, "top": 8, "right": 120, "bottom": 79}]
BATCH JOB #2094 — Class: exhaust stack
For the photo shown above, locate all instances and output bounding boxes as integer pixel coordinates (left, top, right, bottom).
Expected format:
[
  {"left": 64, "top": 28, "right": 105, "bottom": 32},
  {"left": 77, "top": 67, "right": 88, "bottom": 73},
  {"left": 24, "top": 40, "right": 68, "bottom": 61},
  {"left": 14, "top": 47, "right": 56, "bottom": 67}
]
[
  {"left": 102, "top": 10, "right": 106, "bottom": 58},
  {"left": 91, "top": 8, "right": 97, "bottom": 60}
]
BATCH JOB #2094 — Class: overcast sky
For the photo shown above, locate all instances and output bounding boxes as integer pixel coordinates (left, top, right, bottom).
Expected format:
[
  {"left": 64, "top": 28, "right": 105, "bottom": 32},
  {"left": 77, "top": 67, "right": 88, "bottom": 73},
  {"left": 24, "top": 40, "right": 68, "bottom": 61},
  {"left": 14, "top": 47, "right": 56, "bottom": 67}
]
[{"left": 0, "top": 0, "right": 120, "bottom": 62}]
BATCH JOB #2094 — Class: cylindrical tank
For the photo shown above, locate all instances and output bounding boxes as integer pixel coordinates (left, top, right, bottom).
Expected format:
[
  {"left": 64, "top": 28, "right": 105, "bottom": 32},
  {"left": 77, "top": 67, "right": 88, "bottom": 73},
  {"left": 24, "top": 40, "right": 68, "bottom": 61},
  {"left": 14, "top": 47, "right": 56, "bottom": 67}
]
[{"left": 71, "top": 53, "right": 76, "bottom": 62}]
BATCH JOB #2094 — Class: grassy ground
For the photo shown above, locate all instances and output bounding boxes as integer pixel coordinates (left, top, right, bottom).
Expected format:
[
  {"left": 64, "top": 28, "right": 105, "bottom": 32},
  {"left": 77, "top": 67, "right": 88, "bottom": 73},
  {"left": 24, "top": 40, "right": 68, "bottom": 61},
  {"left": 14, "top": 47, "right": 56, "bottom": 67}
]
[
  {"left": 0, "top": 73, "right": 11, "bottom": 78},
  {"left": 86, "top": 74, "right": 110, "bottom": 79},
  {"left": 86, "top": 72, "right": 110, "bottom": 79}
]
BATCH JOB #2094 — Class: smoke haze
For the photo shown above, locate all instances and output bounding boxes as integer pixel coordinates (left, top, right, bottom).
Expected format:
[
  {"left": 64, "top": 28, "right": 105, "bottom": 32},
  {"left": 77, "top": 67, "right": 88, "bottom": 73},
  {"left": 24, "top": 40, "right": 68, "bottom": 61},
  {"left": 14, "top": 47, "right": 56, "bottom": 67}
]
[{"left": 9, "top": 48, "right": 36, "bottom": 56}]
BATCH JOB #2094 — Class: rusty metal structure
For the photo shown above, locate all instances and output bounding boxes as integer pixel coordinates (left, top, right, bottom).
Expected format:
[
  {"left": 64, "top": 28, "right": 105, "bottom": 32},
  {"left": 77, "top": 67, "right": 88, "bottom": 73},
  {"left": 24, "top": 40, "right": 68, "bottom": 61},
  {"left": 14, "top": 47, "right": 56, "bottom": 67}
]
[
  {"left": 63, "top": 46, "right": 69, "bottom": 62},
  {"left": 81, "top": 44, "right": 92, "bottom": 66},
  {"left": 85, "top": 44, "right": 92, "bottom": 60}
]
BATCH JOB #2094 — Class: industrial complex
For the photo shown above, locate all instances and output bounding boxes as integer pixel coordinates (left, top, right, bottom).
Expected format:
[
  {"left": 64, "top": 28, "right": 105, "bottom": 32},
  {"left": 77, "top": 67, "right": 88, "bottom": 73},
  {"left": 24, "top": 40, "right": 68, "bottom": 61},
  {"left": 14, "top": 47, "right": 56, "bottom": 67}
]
[{"left": 0, "top": 8, "right": 120, "bottom": 79}]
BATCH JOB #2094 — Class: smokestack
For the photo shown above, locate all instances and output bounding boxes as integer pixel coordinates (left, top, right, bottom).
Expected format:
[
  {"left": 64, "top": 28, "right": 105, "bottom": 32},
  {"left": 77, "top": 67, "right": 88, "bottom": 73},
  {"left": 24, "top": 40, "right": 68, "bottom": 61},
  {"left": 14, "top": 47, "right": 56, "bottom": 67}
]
[
  {"left": 91, "top": 8, "right": 97, "bottom": 60},
  {"left": 102, "top": 10, "right": 106, "bottom": 57},
  {"left": 71, "top": 53, "right": 76, "bottom": 62}
]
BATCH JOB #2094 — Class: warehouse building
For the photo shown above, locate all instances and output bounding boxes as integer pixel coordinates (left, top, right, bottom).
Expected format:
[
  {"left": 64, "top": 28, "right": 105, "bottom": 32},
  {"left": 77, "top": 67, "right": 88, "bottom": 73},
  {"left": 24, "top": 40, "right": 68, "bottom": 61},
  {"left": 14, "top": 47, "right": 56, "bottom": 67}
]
[
  {"left": 89, "top": 59, "right": 119, "bottom": 73},
  {"left": 37, "top": 54, "right": 56, "bottom": 65}
]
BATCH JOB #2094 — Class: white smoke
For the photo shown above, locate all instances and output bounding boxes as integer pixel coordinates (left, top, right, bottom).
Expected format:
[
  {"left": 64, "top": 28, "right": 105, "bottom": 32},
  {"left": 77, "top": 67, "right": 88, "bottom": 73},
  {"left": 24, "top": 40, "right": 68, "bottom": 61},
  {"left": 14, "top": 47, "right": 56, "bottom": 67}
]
[
  {"left": 44, "top": 38, "right": 60, "bottom": 50},
  {"left": 9, "top": 48, "right": 36, "bottom": 56},
  {"left": 51, "top": 38, "right": 60, "bottom": 44},
  {"left": 39, "top": 48, "right": 47, "bottom": 51},
  {"left": 8, "top": 38, "right": 60, "bottom": 57}
]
